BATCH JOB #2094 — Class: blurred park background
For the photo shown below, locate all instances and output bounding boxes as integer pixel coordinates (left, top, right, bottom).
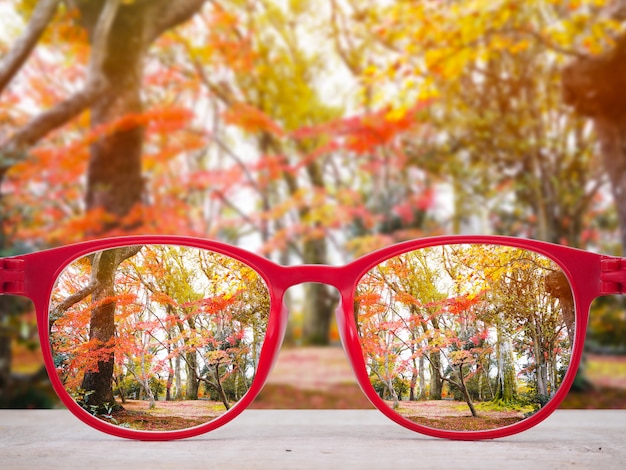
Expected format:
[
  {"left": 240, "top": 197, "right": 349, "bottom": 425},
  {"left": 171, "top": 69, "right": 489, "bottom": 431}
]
[{"left": 1, "top": 0, "right": 626, "bottom": 410}]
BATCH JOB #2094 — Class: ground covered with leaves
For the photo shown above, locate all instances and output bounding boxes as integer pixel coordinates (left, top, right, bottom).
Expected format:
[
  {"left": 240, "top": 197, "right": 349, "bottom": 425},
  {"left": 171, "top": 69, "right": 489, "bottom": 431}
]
[{"left": 252, "top": 348, "right": 626, "bottom": 411}]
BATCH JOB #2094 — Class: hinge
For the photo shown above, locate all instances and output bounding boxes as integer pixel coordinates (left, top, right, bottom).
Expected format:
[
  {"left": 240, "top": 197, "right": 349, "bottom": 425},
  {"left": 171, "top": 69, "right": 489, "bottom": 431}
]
[
  {"left": 600, "top": 257, "right": 626, "bottom": 294},
  {"left": 0, "top": 258, "right": 25, "bottom": 294}
]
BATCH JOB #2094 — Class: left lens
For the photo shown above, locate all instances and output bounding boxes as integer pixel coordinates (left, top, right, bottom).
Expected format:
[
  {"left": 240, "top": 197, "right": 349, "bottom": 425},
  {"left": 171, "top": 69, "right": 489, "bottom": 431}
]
[
  {"left": 354, "top": 243, "right": 575, "bottom": 432},
  {"left": 48, "top": 244, "right": 270, "bottom": 432}
]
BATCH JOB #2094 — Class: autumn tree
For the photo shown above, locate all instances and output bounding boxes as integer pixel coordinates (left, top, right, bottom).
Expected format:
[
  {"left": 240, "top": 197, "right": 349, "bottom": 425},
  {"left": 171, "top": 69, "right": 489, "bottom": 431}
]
[
  {"left": 49, "top": 246, "right": 141, "bottom": 409},
  {"left": 79, "top": 247, "right": 145, "bottom": 410},
  {"left": 561, "top": 0, "right": 626, "bottom": 253},
  {"left": 355, "top": 243, "right": 573, "bottom": 429},
  {"left": 316, "top": 0, "right": 618, "bottom": 251},
  {"left": 49, "top": 245, "right": 270, "bottom": 428},
  {"left": 1, "top": 0, "right": 208, "bottom": 408}
]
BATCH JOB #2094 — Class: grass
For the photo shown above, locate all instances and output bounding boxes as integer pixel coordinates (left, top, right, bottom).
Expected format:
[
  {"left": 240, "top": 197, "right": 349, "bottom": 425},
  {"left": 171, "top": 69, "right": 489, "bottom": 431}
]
[{"left": 474, "top": 401, "right": 535, "bottom": 414}]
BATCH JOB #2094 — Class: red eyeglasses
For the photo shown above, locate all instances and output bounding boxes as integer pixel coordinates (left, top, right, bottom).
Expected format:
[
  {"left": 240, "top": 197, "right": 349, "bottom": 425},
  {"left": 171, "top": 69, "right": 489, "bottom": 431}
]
[{"left": 0, "top": 235, "right": 619, "bottom": 440}]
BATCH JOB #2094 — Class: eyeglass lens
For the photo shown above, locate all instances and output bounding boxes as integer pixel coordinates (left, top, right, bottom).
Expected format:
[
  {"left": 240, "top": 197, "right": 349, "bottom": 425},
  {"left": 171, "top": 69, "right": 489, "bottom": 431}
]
[
  {"left": 355, "top": 243, "right": 575, "bottom": 432},
  {"left": 48, "top": 245, "right": 270, "bottom": 431}
]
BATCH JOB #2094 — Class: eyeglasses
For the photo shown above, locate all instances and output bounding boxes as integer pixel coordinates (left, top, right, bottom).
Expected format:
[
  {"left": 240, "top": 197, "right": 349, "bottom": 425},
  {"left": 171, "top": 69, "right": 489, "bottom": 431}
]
[{"left": 0, "top": 234, "right": 619, "bottom": 440}]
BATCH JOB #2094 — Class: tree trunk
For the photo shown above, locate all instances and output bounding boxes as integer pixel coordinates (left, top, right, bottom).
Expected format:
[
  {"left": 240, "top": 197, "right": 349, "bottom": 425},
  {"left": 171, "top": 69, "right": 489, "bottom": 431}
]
[
  {"left": 301, "top": 236, "right": 335, "bottom": 345},
  {"left": 166, "top": 362, "right": 173, "bottom": 401},
  {"left": 545, "top": 270, "right": 575, "bottom": 346},
  {"left": 141, "top": 378, "right": 156, "bottom": 409},
  {"left": 185, "top": 351, "right": 199, "bottom": 400},
  {"left": 562, "top": 31, "right": 626, "bottom": 253},
  {"left": 114, "top": 374, "right": 126, "bottom": 404},
  {"left": 493, "top": 323, "right": 517, "bottom": 404},
  {"left": 80, "top": 247, "right": 141, "bottom": 411},
  {"left": 595, "top": 116, "right": 626, "bottom": 252},
  {"left": 84, "top": 4, "right": 145, "bottom": 221},
  {"left": 211, "top": 363, "right": 230, "bottom": 410},
  {"left": 532, "top": 327, "right": 550, "bottom": 401},
  {"left": 174, "top": 352, "right": 183, "bottom": 400},
  {"left": 300, "top": 162, "right": 336, "bottom": 345},
  {"left": 409, "top": 357, "right": 418, "bottom": 401},
  {"left": 455, "top": 364, "right": 478, "bottom": 418},
  {"left": 419, "top": 354, "right": 426, "bottom": 400},
  {"left": 428, "top": 351, "right": 443, "bottom": 400},
  {"left": 428, "top": 317, "right": 444, "bottom": 400},
  {"left": 81, "top": 251, "right": 121, "bottom": 411}
]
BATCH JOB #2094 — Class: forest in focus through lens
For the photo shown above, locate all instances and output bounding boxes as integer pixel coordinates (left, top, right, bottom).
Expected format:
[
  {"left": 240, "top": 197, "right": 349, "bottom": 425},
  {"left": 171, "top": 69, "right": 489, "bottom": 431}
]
[
  {"left": 1, "top": 0, "right": 626, "bottom": 411},
  {"left": 356, "top": 244, "right": 574, "bottom": 431},
  {"left": 50, "top": 245, "right": 270, "bottom": 431}
]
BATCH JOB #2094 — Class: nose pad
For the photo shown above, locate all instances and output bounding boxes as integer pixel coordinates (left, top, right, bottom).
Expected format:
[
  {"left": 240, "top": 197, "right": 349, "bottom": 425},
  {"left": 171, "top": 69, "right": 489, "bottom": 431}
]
[
  {"left": 335, "top": 300, "right": 347, "bottom": 345},
  {"left": 279, "top": 299, "right": 289, "bottom": 342},
  {"left": 334, "top": 299, "right": 363, "bottom": 379},
  {"left": 269, "top": 300, "right": 290, "bottom": 371},
  {"left": 334, "top": 300, "right": 377, "bottom": 407}
]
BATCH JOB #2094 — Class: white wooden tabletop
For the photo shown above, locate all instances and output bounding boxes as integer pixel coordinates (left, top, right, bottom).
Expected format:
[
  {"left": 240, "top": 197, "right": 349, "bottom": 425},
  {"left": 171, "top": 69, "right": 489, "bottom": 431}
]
[{"left": 1, "top": 409, "right": 624, "bottom": 469}]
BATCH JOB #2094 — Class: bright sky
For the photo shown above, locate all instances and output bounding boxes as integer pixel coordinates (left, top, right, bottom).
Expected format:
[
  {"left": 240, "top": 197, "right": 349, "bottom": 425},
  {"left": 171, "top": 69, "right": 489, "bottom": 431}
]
[{"left": 0, "top": 3, "right": 22, "bottom": 43}]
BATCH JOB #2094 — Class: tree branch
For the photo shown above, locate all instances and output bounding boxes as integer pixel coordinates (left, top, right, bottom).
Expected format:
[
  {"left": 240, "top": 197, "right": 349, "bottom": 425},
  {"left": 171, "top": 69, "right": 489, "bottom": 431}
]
[
  {"left": 329, "top": 0, "right": 362, "bottom": 76},
  {"left": 603, "top": 0, "right": 626, "bottom": 20},
  {"left": 49, "top": 277, "right": 99, "bottom": 330},
  {"left": 145, "top": 0, "right": 207, "bottom": 45},
  {"left": 0, "top": 79, "right": 107, "bottom": 174},
  {"left": 0, "top": 0, "right": 121, "bottom": 175},
  {"left": 523, "top": 28, "right": 589, "bottom": 60},
  {"left": 48, "top": 246, "right": 141, "bottom": 329},
  {"left": 0, "top": 0, "right": 61, "bottom": 96},
  {"left": 88, "top": 0, "right": 121, "bottom": 77}
]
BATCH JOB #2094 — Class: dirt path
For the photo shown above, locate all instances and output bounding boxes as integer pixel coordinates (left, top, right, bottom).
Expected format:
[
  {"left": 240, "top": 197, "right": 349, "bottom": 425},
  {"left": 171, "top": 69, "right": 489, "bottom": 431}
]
[
  {"left": 263, "top": 346, "right": 358, "bottom": 391},
  {"left": 251, "top": 345, "right": 373, "bottom": 409}
]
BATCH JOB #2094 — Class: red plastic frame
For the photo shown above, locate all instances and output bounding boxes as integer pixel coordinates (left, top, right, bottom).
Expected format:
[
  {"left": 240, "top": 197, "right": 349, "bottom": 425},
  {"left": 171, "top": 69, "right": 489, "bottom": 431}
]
[{"left": 0, "top": 235, "right": 617, "bottom": 440}]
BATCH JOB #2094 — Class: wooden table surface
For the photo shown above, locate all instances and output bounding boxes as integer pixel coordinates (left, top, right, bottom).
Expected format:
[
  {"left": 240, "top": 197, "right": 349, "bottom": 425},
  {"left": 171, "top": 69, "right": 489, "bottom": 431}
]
[{"left": 1, "top": 409, "right": 625, "bottom": 469}]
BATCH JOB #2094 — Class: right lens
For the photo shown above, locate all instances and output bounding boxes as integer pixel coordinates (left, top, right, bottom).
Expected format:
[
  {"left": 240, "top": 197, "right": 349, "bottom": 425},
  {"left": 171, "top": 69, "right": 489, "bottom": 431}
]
[
  {"left": 48, "top": 244, "right": 270, "bottom": 432},
  {"left": 354, "top": 243, "right": 575, "bottom": 432}
]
